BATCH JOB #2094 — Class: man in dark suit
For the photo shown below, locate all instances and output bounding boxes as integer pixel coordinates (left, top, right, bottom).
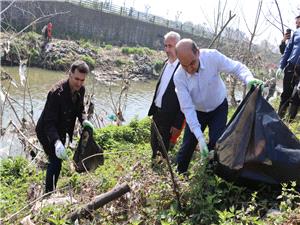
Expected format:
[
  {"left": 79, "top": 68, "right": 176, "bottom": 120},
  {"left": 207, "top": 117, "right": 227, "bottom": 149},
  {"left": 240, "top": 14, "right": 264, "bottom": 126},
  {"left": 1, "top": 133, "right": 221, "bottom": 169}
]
[{"left": 148, "top": 31, "right": 184, "bottom": 162}]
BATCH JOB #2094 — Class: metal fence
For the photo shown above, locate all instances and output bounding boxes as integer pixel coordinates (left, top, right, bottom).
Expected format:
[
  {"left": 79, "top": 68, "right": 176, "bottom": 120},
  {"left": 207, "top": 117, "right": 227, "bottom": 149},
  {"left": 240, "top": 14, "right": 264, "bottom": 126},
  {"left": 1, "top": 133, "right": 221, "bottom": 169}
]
[{"left": 64, "top": 0, "right": 208, "bottom": 36}]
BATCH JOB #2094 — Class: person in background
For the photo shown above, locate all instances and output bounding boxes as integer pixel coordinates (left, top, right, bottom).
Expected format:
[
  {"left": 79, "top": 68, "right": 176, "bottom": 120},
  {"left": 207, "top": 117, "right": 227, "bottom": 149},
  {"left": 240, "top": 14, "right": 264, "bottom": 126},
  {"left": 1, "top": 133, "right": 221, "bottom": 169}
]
[
  {"left": 279, "top": 29, "right": 291, "bottom": 54},
  {"left": 294, "top": 59, "right": 300, "bottom": 100},
  {"left": 276, "top": 16, "right": 300, "bottom": 121},
  {"left": 36, "top": 60, "right": 94, "bottom": 193},
  {"left": 279, "top": 16, "right": 300, "bottom": 54},
  {"left": 148, "top": 31, "right": 184, "bottom": 165},
  {"left": 174, "top": 39, "right": 263, "bottom": 174},
  {"left": 47, "top": 22, "right": 53, "bottom": 42}
]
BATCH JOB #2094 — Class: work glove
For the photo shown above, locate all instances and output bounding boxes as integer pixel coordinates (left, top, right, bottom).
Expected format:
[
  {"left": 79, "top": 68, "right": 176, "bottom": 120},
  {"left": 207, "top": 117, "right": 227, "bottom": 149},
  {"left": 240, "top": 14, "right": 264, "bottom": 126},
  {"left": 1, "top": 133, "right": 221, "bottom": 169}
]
[
  {"left": 82, "top": 120, "right": 94, "bottom": 131},
  {"left": 54, "top": 140, "right": 68, "bottom": 160},
  {"left": 276, "top": 68, "right": 283, "bottom": 80},
  {"left": 198, "top": 136, "right": 209, "bottom": 159},
  {"left": 247, "top": 78, "right": 264, "bottom": 90}
]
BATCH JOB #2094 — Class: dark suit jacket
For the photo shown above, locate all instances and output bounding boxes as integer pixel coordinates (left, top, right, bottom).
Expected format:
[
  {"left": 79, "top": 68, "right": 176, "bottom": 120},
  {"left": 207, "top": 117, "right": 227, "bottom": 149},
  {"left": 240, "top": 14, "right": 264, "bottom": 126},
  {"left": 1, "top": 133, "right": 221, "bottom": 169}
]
[
  {"left": 148, "top": 60, "right": 184, "bottom": 129},
  {"left": 36, "top": 79, "right": 86, "bottom": 155}
]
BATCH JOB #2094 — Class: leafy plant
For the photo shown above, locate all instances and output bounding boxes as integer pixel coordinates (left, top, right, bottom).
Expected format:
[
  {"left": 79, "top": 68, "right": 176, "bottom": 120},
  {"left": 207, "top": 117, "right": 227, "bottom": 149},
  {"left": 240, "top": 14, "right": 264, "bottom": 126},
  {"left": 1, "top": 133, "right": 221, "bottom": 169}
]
[
  {"left": 80, "top": 55, "right": 96, "bottom": 69},
  {"left": 105, "top": 44, "right": 113, "bottom": 50},
  {"left": 154, "top": 60, "right": 164, "bottom": 73},
  {"left": 114, "top": 59, "right": 126, "bottom": 67}
]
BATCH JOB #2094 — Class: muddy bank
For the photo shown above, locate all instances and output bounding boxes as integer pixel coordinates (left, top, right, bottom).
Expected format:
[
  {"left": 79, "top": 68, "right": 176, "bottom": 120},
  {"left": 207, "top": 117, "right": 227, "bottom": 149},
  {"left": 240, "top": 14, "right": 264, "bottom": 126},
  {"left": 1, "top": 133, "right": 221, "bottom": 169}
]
[{"left": 0, "top": 32, "right": 165, "bottom": 83}]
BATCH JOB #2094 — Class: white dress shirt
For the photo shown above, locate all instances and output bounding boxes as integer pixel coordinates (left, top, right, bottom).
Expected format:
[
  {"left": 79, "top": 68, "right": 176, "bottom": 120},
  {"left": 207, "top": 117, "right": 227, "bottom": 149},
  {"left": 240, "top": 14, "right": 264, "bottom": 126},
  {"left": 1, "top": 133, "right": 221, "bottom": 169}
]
[
  {"left": 174, "top": 49, "right": 253, "bottom": 141},
  {"left": 155, "top": 59, "right": 179, "bottom": 108}
]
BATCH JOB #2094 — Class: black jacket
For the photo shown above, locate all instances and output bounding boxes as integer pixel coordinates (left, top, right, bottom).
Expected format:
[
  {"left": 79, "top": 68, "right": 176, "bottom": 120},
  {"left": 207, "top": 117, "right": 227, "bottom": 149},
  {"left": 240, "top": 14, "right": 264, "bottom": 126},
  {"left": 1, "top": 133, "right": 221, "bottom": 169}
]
[
  {"left": 148, "top": 61, "right": 184, "bottom": 129},
  {"left": 36, "top": 79, "right": 86, "bottom": 155}
]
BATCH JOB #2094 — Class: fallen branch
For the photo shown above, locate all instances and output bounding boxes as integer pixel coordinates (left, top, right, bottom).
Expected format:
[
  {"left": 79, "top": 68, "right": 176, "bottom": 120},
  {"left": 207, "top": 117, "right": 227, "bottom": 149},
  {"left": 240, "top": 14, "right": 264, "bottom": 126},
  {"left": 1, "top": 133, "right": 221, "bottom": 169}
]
[
  {"left": 10, "top": 120, "right": 43, "bottom": 152},
  {"left": 152, "top": 119, "right": 182, "bottom": 210},
  {"left": 68, "top": 183, "right": 130, "bottom": 221}
]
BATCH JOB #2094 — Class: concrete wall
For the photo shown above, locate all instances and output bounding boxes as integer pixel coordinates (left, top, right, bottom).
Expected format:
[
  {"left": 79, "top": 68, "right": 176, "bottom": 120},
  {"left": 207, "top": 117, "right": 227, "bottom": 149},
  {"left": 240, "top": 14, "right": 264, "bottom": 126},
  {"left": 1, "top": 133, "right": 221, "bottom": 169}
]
[{"left": 1, "top": 1, "right": 210, "bottom": 49}]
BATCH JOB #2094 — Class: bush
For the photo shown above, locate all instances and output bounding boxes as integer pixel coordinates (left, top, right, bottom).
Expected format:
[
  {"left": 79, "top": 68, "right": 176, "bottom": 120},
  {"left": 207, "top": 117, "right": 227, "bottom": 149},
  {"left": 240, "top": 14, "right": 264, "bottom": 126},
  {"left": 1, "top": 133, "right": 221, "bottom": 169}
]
[
  {"left": 114, "top": 59, "right": 126, "bottom": 67},
  {"left": 105, "top": 44, "right": 113, "bottom": 50},
  {"left": 0, "top": 157, "right": 28, "bottom": 183},
  {"left": 94, "top": 117, "right": 151, "bottom": 149},
  {"left": 23, "top": 31, "right": 40, "bottom": 43},
  {"left": 121, "top": 47, "right": 145, "bottom": 55},
  {"left": 79, "top": 39, "right": 93, "bottom": 49},
  {"left": 184, "top": 162, "right": 247, "bottom": 224},
  {"left": 80, "top": 55, "right": 96, "bottom": 69},
  {"left": 28, "top": 48, "right": 40, "bottom": 64},
  {"left": 143, "top": 47, "right": 155, "bottom": 55},
  {"left": 154, "top": 60, "right": 164, "bottom": 73}
]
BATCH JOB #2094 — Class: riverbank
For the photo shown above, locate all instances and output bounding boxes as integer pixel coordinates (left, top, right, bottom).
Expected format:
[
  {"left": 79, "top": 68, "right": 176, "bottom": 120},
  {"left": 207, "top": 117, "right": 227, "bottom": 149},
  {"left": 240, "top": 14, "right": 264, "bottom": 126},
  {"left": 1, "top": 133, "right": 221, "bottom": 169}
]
[
  {"left": 1, "top": 118, "right": 299, "bottom": 224},
  {"left": 0, "top": 32, "right": 165, "bottom": 83}
]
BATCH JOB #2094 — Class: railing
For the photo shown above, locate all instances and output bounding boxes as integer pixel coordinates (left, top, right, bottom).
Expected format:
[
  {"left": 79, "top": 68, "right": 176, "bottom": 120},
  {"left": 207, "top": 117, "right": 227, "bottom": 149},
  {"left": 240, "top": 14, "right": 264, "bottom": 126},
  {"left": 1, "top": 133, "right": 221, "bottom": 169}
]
[{"left": 64, "top": 0, "right": 209, "bottom": 37}]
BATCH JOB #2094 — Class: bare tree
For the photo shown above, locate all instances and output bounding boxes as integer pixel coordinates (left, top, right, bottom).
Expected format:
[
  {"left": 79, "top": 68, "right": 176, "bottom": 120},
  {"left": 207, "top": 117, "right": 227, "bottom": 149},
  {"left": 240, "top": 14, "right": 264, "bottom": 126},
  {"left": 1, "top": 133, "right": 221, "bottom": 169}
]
[
  {"left": 208, "top": 10, "right": 236, "bottom": 48},
  {"left": 0, "top": 1, "right": 69, "bottom": 158},
  {"left": 242, "top": 0, "right": 263, "bottom": 52}
]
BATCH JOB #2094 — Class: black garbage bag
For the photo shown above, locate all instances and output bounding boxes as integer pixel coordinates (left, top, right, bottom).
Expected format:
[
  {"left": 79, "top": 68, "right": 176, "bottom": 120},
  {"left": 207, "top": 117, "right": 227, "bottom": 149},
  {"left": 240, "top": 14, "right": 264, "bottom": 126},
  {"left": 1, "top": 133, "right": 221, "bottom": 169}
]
[
  {"left": 215, "top": 87, "right": 300, "bottom": 187},
  {"left": 73, "top": 126, "right": 104, "bottom": 173}
]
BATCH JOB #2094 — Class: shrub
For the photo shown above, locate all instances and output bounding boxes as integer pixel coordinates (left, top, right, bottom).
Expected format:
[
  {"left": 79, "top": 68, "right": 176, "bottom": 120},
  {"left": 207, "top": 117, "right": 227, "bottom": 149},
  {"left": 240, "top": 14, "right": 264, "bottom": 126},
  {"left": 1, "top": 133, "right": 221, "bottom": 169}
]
[
  {"left": 80, "top": 55, "right": 96, "bottom": 69},
  {"left": 23, "top": 31, "right": 40, "bottom": 43},
  {"left": 105, "top": 44, "right": 113, "bottom": 50},
  {"left": 0, "top": 157, "right": 28, "bottom": 183},
  {"left": 143, "top": 47, "right": 154, "bottom": 55},
  {"left": 94, "top": 117, "right": 151, "bottom": 149},
  {"left": 154, "top": 60, "right": 164, "bottom": 73},
  {"left": 114, "top": 59, "right": 126, "bottom": 67},
  {"left": 79, "top": 39, "right": 93, "bottom": 49},
  {"left": 121, "top": 47, "right": 145, "bottom": 55}
]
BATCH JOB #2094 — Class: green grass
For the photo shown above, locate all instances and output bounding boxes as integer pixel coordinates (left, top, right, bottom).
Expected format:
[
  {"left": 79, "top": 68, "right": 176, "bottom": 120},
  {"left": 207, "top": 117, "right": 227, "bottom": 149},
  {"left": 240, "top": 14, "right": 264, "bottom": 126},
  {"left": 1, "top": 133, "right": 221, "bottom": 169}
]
[{"left": 0, "top": 114, "right": 299, "bottom": 224}]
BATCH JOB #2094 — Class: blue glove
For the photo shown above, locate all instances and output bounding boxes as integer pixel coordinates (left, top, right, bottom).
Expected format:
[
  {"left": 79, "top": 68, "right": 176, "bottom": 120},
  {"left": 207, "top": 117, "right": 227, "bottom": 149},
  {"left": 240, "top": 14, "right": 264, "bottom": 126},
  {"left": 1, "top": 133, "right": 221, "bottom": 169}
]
[
  {"left": 54, "top": 140, "right": 68, "bottom": 160},
  {"left": 247, "top": 78, "right": 264, "bottom": 89},
  {"left": 82, "top": 120, "right": 94, "bottom": 131}
]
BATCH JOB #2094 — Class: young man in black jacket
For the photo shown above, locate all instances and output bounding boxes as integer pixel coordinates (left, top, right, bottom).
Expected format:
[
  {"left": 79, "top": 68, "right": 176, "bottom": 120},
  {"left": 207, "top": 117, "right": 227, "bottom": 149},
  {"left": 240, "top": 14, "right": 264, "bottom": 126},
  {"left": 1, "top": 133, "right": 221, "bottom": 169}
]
[{"left": 36, "top": 60, "right": 93, "bottom": 193}]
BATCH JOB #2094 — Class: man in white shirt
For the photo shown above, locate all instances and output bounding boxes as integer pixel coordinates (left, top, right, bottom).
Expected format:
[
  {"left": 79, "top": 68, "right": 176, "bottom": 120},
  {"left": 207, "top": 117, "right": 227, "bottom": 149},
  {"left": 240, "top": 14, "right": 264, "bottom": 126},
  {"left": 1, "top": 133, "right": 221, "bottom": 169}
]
[
  {"left": 148, "top": 31, "right": 184, "bottom": 161},
  {"left": 174, "top": 39, "right": 263, "bottom": 174}
]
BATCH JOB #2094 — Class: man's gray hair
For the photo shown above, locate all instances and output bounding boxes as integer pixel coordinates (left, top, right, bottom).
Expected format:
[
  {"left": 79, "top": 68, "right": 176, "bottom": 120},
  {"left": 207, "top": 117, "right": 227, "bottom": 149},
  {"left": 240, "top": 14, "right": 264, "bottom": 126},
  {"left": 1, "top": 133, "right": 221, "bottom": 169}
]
[{"left": 164, "top": 31, "right": 181, "bottom": 42}]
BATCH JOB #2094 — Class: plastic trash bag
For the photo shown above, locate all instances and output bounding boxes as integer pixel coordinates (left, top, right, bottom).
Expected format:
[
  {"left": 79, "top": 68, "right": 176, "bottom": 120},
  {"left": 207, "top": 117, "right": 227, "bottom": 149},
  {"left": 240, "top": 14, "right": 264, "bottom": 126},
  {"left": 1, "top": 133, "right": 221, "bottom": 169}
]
[
  {"left": 73, "top": 126, "right": 104, "bottom": 173},
  {"left": 215, "top": 87, "right": 300, "bottom": 187}
]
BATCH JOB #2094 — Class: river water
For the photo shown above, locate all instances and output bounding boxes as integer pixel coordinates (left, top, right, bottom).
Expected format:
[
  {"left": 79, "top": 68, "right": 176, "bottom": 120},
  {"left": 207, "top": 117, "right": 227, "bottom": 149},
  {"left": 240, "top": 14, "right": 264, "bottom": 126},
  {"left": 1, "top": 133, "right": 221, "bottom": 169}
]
[
  {"left": 0, "top": 66, "right": 280, "bottom": 157},
  {"left": 1, "top": 66, "right": 157, "bottom": 157},
  {"left": 2, "top": 66, "right": 156, "bottom": 123}
]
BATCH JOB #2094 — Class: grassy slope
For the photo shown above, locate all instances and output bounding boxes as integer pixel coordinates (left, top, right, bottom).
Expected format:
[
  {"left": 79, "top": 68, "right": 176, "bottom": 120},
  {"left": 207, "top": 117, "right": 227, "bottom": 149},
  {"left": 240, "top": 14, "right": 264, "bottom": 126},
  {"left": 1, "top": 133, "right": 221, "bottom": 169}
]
[{"left": 0, "top": 109, "right": 299, "bottom": 224}]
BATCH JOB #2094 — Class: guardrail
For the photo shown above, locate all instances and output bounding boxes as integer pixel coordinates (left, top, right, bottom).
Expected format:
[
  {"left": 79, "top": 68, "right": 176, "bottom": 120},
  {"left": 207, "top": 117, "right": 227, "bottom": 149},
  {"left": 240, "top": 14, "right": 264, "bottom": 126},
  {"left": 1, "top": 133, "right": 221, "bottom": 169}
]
[{"left": 64, "top": 0, "right": 208, "bottom": 36}]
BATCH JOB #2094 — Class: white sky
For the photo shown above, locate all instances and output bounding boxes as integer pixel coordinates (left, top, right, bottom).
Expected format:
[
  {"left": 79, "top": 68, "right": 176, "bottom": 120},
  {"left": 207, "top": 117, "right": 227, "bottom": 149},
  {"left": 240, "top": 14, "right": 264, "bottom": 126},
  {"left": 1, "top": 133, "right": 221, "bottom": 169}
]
[{"left": 112, "top": 0, "right": 299, "bottom": 46}]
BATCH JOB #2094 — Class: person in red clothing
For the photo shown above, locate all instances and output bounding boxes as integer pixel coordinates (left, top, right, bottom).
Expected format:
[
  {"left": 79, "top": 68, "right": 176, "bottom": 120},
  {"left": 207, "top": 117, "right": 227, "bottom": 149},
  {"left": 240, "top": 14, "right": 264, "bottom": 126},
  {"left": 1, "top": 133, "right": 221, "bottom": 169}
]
[{"left": 47, "top": 22, "right": 53, "bottom": 42}]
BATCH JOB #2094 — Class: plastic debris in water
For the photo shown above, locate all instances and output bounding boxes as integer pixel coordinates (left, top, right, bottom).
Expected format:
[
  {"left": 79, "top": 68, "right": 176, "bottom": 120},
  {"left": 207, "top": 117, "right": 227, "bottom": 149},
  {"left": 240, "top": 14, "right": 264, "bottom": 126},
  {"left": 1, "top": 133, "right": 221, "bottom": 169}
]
[{"left": 107, "top": 114, "right": 117, "bottom": 121}]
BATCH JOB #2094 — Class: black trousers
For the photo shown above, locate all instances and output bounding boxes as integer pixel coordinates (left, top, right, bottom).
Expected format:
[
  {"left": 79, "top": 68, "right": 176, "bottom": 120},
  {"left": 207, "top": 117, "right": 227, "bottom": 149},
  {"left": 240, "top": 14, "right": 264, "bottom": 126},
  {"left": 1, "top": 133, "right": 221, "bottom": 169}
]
[
  {"left": 37, "top": 134, "right": 63, "bottom": 193},
  {"left": 278, "top": 63, "right": 300, "bottom": 120},
  {"left": 150, "top": 108, "right": 176, "bottom": 158},
  {"left": 45, "top": 154, "right": 62, "bottom": 193},
  {"left": 176, "top": 98, "right": 228, "bottom": 174}
]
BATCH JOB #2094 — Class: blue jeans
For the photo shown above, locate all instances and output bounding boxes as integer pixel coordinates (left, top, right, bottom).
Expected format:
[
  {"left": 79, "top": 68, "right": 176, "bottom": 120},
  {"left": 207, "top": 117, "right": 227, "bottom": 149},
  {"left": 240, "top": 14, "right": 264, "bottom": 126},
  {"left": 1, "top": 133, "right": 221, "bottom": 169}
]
[{"left": 176, "top": 98, "right": 228, "bottom": 173}]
